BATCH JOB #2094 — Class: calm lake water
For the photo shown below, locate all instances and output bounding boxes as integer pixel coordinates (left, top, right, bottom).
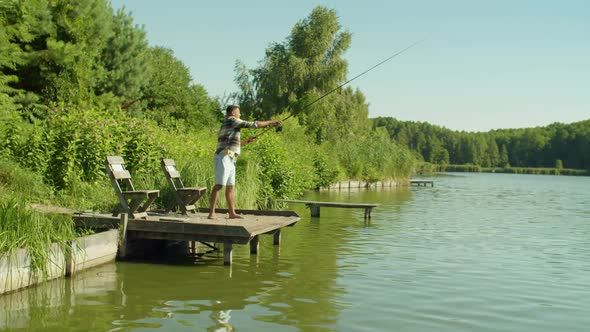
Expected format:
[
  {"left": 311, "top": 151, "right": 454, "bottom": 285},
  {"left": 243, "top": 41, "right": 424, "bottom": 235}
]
[{"left": 1, "top": 173, "right": 589, "bottom": 331}]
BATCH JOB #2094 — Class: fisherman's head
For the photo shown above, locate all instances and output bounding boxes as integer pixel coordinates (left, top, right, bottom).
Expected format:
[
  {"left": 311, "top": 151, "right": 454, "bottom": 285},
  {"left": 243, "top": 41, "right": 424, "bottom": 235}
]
[{"left": 226, "top": 105, "right": 240, "bottom": 118}]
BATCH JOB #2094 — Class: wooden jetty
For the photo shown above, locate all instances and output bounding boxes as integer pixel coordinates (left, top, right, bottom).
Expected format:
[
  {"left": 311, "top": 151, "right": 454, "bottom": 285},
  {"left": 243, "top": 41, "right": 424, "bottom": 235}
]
[
  {"left": 410, "top": 179, "right": 434, "bottom": 187},
  {"left": 73, "top": 209, "right": 299, "bottom": 265},
  {"left": 279, "top": 199, "right": 378, "bottom": 218}
]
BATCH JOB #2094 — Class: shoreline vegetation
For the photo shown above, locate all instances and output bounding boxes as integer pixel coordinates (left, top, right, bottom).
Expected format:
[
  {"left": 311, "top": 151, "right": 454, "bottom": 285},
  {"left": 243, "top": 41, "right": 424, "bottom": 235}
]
[
  {"left": 1, "top": 1, "right": 588, "bottom": 283},
  {"left": 417, "top": 163, "right": 590, "bottom": 176},
  {"left": 1, "top": 3, "right": 414, "bottom": 276}
]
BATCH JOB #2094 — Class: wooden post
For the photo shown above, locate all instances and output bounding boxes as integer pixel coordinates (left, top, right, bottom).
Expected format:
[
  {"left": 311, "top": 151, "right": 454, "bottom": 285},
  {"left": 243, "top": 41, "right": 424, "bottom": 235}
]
[
  {"left": 309, "top": 204, "right": 320, "bottom": 217},
  {"left": 250, "top": 235, "right": 259, "bottom": 254},
  {"left": 273, "top": 229, "right": 281, "bottom": 245},
  {"left": 364, "top": 207, "right": 372, "bottom": 219},
  {"left": 118, "top": 213, "right": 129, "bottom": 259},
  {"left": 65, "top": 240, "right": 74, "bottom": 277},
  {"left": 223, "top": 242, "right": 233, "bottom": 265}
]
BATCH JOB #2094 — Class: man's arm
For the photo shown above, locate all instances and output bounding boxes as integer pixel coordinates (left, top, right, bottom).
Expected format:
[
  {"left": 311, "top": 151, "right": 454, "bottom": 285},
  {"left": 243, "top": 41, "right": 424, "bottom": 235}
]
[
  {"left": 256, "top": 120, "right": 281, "bottom": 128},
  {"left": 241, "top": 120, "right": 282, "bottom": 145}
]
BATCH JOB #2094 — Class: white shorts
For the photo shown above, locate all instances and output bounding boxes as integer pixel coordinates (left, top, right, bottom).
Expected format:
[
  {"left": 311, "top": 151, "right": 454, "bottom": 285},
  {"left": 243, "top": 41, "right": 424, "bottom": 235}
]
[{"left": 214, "top": 153, "right": 236, "bottom": 186}]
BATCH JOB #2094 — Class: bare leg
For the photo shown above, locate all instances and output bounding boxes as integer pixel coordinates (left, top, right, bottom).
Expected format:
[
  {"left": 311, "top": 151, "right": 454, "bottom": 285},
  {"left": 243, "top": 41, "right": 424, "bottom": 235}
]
[
  {"left": 208, "top": 184, "right": 223, "bottom": 219},
  {"left": 225, "top": 186, "right": 242, "bottom": 218}
]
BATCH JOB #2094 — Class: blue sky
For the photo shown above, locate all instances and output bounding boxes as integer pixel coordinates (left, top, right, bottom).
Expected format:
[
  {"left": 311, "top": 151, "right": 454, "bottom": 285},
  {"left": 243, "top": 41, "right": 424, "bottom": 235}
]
[{"left": 111, "top": 0, "right": 589, "bottom": 132}]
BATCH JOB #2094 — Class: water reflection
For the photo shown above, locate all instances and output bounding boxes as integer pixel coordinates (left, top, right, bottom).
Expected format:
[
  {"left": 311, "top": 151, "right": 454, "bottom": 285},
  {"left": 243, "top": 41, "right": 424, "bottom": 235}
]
[
  {"left": 0, "top": 186, "right": 414, "bottom": 331},
  {"left": 0, "top": 263, "right": 118, "bottom": 331}
]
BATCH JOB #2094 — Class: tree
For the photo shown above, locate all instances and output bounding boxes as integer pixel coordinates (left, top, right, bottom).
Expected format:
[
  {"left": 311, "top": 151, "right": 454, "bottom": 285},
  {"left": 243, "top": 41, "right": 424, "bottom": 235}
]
[
  {"left": 0, "top": 10, "right": 19, "bottom": 111},
  {"left": 141, "top": 47, "right": 220, "bottom": 128},
  {"left": 97, "top": 7, "right": 150, "bottom": 102},
  {"left": 555, "top": 159, "right": 563, "bottom": 169},
  {"left": 486, "top": 137, "right": 500, "bottom": 167},
  {"left": 499, "top": 144, "right": 510, "bottom": 167},
  {"left": 42, "top": 0, "right": 114, "bottom": 104},
  {"left": 234, "top": 6, "right": 352, "bottom": 118},
  {"left": 0, "top": 0, "right": 54, "bottom": 114},
  {"left": 233, "top": 6, "right": 372, "bottom": 143}
]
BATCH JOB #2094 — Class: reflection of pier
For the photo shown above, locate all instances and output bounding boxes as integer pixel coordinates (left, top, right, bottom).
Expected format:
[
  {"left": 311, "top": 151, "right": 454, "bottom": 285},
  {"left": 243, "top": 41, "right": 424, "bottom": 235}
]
[
  {"left": 74, "top": 209, "right": 299, "bottom": 265},
  {"left": 410, "top": 179, "right": 434, "bottom": 187},
  {"left": 2, "top": 187, "right": 415, "bottom": 331},
  {"left": 0, "top": 263, "right": 118, "bottom": 330}
]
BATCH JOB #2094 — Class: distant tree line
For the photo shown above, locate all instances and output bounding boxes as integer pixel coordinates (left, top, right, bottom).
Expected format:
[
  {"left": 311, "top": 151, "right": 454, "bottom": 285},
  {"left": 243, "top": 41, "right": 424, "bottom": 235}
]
[{"left": 373, "top": 117, "right": 590, "bottom": 170}]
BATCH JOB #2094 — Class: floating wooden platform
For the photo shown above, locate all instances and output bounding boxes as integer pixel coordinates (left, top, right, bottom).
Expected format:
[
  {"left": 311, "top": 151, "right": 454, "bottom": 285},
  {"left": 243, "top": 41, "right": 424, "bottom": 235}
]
[
  {"left": 410, "top": 179, "right": 434, "bottom": 187},
  {"left": 279, "top": 199, "right": 378, "bottom": 218},
  {"left": 73, "top": 209, "right": 299, "bottom": 265}
]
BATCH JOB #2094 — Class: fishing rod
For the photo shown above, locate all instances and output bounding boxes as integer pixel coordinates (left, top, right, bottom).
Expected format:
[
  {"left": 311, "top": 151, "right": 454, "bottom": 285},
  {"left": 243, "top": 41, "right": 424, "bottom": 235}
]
[{"left": 252, "top": 37, "right": 426, "bottom": 139}]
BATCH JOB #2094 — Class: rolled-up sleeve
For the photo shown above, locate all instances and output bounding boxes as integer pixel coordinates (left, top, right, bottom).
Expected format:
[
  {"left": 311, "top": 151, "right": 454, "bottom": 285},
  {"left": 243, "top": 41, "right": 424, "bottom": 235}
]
[{"left": 232, "top": 118, "right": 258, "bottom": 128}]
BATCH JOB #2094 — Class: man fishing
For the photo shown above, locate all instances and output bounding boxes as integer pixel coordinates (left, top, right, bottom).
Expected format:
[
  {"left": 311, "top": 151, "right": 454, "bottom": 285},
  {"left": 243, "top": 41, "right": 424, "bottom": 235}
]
[
  {"left": 208, "top": 105, "right": 281, "bottom": 219},
  {"left": 208, "top": 39, "right": 422, "bottom": 219}
]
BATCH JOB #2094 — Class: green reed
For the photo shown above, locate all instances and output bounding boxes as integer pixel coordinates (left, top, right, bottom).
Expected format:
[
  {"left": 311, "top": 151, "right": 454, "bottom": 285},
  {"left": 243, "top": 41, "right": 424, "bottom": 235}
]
[{"left": 0, "top": 199, "right": 76, "bottom": 277}]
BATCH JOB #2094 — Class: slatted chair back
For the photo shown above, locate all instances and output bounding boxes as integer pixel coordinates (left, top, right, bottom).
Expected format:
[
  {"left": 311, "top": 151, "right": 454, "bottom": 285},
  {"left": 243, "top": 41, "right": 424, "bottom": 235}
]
[
  {"left": 161, "top": 159, "right": 184, "bottom": 190},
  {"left": 161, "top": 158, "right": 207, "bottom": 215},
  {"left": 106, "top": 156, "right": 136, "bottom": 192},
  {"left": 105, "top": 156, "right": 159, "bottom": 219}
]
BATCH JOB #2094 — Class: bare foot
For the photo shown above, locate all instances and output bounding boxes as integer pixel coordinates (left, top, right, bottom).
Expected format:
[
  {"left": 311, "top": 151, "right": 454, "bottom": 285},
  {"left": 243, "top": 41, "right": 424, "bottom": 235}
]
[
  {"left": 207, "top": 215, "right": 217, "bottom": 220},
  {"left": 228, "top": 214, "right": 244, "bottom": 219}
]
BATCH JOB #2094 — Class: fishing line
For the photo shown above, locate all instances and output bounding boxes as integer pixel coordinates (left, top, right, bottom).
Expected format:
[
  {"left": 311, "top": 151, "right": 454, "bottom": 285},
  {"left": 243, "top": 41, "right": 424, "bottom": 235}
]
[{"left": 253, "top": 37, "right": 427, "bottom": 139}]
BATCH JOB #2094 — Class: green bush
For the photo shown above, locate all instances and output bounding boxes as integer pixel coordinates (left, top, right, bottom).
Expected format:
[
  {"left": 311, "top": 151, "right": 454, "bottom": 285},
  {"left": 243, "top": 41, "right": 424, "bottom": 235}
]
[
  {"left": 334, "top": 128, "right": 415, "bottom": 182},
  {"left": 248, "top": 133, "right": 313, "bottom": 208},
  {"left": 312, "top": 150, "right": 341, "bottom": 189}
]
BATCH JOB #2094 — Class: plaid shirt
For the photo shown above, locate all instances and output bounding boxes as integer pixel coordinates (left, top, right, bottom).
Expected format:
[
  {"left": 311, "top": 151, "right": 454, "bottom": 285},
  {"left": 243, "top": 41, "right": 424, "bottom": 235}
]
[{"left": 215, "top": 116, "right": 258, "bottom": 156}]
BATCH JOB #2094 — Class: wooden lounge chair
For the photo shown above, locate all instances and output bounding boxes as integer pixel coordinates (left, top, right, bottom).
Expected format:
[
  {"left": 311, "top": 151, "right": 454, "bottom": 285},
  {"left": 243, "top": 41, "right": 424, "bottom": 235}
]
[
  {"left": 161, "top": 159, "right": 207, "bottom": 215},
  {"left": 105, "top": 156, "right": 159, "bottom": 219}
]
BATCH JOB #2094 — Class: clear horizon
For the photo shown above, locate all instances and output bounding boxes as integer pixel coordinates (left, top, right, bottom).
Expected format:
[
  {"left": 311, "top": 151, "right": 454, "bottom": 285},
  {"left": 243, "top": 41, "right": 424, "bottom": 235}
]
[{"left": 111, "top": 0, "right": 589, "bottom": 132}]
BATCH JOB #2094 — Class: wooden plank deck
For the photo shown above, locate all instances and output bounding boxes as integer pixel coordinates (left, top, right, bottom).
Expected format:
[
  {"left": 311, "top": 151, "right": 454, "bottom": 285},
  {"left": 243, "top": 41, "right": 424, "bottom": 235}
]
[
  {"left": 278, "top": 199, "right": 378, "bottom": 218},
  {"left": 73, "top": 209, "right": 299, "bottom": 265},
  {"left": 410, "top": 179, "right": 434, "bottom": 187}
]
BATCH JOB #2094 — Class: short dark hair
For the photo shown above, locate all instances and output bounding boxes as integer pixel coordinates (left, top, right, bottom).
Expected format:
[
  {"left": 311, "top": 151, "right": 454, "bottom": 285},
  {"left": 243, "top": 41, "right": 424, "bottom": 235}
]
[{"left": 226, "top": 105, "right": 239, "bottom": 115}]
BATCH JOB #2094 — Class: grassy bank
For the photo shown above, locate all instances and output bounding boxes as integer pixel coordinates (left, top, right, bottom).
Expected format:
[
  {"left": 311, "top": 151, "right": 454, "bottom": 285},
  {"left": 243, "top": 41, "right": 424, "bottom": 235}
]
[
  {"left": 0, "top": 106, "right": 414, "bottom": 272},
  {"left": 0, "top": 199, "right": 76, "bottom": 277}
]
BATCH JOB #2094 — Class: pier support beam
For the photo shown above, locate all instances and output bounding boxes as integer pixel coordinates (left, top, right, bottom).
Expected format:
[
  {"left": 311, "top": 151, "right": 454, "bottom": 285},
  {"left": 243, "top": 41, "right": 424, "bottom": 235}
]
[
  {"left": 223, "top": 242, "right": 233, "bottom": 265},
  {"left": 250, "top": 235, "right": 259, "bottom": 254},
  {"left": 273, "top": 230, "right": 281, "bottom": 245},
  {"left": 309, "top": 204, "right": 320, "bottom": 217},
  {"left": 118, "top": 213, "right": 129, "bottom": 259}
]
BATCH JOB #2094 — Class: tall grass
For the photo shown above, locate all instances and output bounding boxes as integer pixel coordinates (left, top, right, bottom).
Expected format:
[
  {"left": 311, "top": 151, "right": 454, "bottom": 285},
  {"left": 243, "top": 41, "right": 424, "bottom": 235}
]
[
  {"left": 0, "top": 199, "right": 76, "bottom": 277},
  {"left": 54, "top": 176, "right": 118, "bottom": 212},
  {"left": 0, "top": 159, "right": 54, "bottom": 203},
  {"left": 236, "top": 158, "right": 263, "bottom": 209}
]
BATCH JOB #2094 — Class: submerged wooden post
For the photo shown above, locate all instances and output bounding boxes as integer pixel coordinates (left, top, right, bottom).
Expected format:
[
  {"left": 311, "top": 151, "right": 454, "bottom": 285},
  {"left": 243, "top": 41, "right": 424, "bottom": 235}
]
[
  {"left": 250, "top": 235, "right": 259, "bottom": 254},
  {"left": 223, "top": 242, "right": 233, "bottom": 265},
  {"left": 273, "top": 229, "right": 281, "bottom": 245},
  {"left": 364, "top": 207, "right": 373, "bottom": 219},
  {"left": 309, "top": 204, "right": 320, "bottom": 217}
]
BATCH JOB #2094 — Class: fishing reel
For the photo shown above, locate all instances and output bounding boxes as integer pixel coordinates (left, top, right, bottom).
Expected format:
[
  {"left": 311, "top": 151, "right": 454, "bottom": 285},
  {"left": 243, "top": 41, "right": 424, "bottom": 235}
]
[{"left": 276, "top": 125, "right": 283, "bottom": 133}]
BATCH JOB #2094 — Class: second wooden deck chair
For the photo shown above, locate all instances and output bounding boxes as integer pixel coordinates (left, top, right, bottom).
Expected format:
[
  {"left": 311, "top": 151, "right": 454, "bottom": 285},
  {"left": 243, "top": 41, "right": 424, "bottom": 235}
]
[
  {"left": 105, "top": 156, "right": 159, "bottom": 219},
  {"left": 161, "top": 159, "right": 207, "bottom": 215}
]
